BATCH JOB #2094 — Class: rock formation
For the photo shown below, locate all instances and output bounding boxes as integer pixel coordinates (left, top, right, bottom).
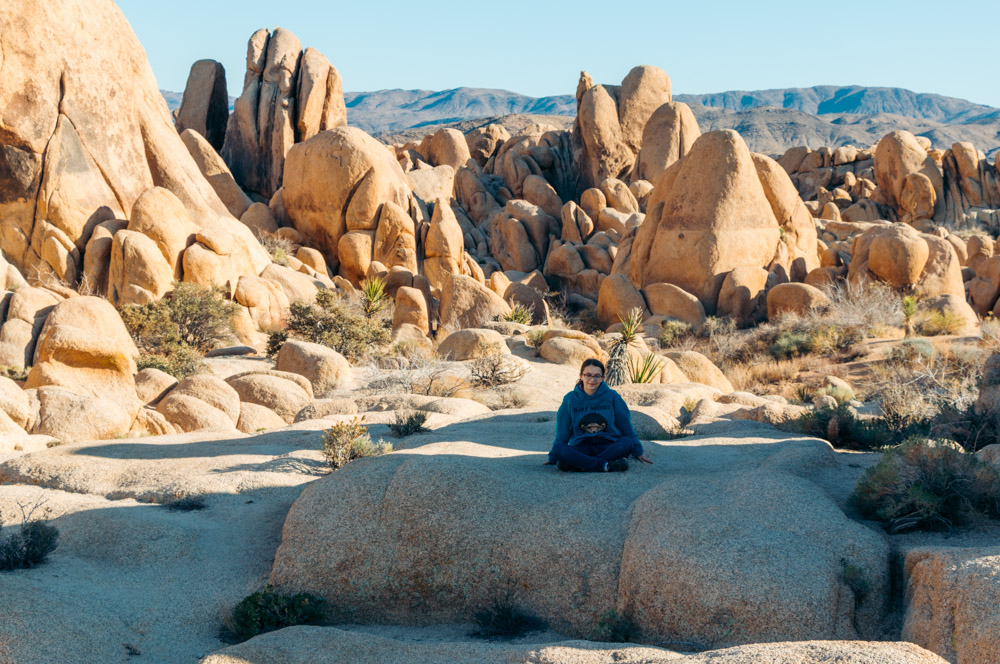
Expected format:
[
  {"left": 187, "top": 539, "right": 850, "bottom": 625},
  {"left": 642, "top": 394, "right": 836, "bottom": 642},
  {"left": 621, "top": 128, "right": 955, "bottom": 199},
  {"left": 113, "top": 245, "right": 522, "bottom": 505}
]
[
  {"left": 221, "top": 28, "right": 346, "bottom": 199},
  {"left": 174, "top": 59, "right": 229, "bottom": 151}
]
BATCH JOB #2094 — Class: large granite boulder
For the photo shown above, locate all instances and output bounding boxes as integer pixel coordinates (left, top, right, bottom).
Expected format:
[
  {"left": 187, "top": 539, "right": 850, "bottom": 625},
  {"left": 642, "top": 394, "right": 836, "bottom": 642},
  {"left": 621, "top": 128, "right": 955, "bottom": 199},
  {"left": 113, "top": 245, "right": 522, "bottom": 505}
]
[
  {"left": 220, "top": 29, "right": 346, "bottom": 199},
  {"left": 0, "top": 0, "right": 257, "bottom": 285},
  {"left": 283, "top": 127, "right": 412, "bottom": 277},
  {"left": 630, "top": 130, "right": 780, "bottom": 313},
  {"left": 269, "top": 423, "right": 889, "bottom": 648}
]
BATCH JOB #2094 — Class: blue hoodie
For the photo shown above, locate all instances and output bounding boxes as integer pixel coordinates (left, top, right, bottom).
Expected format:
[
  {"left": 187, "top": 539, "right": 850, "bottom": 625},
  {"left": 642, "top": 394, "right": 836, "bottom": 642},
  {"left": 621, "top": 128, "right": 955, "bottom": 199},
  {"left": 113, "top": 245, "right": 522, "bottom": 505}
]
[{"left": 547, "top": 382, "right": 643, "bottom": 463}]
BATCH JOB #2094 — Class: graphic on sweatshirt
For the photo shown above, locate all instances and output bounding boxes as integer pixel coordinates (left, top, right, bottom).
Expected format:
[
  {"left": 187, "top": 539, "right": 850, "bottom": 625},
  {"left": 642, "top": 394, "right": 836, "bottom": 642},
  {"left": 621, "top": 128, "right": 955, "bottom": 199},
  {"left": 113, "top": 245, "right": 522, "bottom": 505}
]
[{"left": 578, "top": 412, "right": 608, "bottom": 434}]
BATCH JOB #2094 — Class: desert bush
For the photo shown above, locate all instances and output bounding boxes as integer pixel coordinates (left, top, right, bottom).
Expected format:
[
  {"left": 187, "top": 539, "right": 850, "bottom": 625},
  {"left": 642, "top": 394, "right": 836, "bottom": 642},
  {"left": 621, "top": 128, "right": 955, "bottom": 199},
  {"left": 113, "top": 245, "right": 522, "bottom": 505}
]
[
  {"left": 359, "top": 275, "right": 390, "bottom": 319},
  {"left": 0, "top": 501, "right": 59, "bottom": 571},
  {"left": 265, "top": 330, "right": 288, "bottom": 358},
  {"left": 658, "top": 320, "right": 693, "bottom": 348},
  {"left": 225, "top": 585, "right": 325, "bottom": 643},
  {"left": 825, "top": 279, "right": 903, "bottom": 334},
  {"left": 388, "top": 410, "right": 429, "bottom": 437},
  {"left": 122, "top": 282, "right": 238, "bottom": 377},
  {"left": 794, "top": 403, "right": 899, "bottom": 451},
  {"left": 470, "top": 583, "right": 545, "bottom": 639},
  {"left": 135, "top": 347, "right": 203, "bottom": 380},
  {"left": 628, "top": 353, "right": 664, "bottom": 384},
  {"left": 576, "top": 308, "right": 603, "bottom": 335},
  {"left": 163, "top": 282, "right": 240, "bottom": 352},
  {"left": 727, "top": 358, "right": 801, "bottom": 395},
  {"left": 258, "top": 233, "right": 294, "bottom": 267},
  {"left": 469, "top": 347, "right": 528, "bottom": 387},
  {"left": 321, "top": 418, "right": 393, "bottom": 470},
  {"left": 590, "top": 609, "right": 639, "bottom": 643},
  {"left": 164, "top": 496, "right": 207, "bottom": 511},
  {"left": 916, "top": 310, "right": 967, "bottom": 337},
  {"left": 849, "top": 437, "right": 1000, "bottom": 533},
  {"left": 524, "top": 330, "right": 545, "bottom": 348},
  {"left": 814, "top": 384, "right": 855, "bottom": 405},
  {"left": 769, "top": 329, "right": 813, "bottom": 360},
  {"left": 501, "top": 304, "right": 534, "bottom": 325},
  {"left": 902, "top": 295, "right": 918, "bottom": 336},
  {"left": 286, "top": 290, "right": 390, "bottom": 362}
]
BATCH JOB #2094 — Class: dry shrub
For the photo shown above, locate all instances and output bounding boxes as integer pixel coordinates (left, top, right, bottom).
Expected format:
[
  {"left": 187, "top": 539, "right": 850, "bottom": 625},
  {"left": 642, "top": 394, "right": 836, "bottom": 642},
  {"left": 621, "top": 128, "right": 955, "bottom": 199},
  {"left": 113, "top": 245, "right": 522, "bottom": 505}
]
[
  {"left": 258, "top": 233, "right": 295, "bottom": 267},
  {"left": 850, "top": 437, "right": 1000, "bottom": 533},
  {"left": 388, "top": 410, "right": 429, "bottom": 437},
  {"left": 321, "top": 418, "right": 392, "bottom": 470},
  {"left": 915, "top": 310, "right": 967, "bottom": 336},
  {"left": 727, "top": 358, "right": 802, "bottom": 395},
  {"left": 469, "top": 345, "right": 528, "bottom": 387}
]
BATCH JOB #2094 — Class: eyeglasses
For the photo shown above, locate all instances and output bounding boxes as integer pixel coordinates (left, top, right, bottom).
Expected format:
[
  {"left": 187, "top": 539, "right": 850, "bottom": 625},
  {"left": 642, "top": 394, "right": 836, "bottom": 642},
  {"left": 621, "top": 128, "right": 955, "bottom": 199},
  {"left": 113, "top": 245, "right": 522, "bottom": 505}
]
[{"left": 581, "top": 373, "right": 604, "bottom": 380}]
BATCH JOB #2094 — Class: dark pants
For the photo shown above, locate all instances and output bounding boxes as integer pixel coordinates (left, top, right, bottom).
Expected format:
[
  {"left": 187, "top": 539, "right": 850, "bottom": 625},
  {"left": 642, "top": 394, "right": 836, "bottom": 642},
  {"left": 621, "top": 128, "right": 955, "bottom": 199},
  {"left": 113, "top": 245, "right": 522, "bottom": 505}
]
[{"left": 551, "top": 436, "right": 632, "bottom": 472}]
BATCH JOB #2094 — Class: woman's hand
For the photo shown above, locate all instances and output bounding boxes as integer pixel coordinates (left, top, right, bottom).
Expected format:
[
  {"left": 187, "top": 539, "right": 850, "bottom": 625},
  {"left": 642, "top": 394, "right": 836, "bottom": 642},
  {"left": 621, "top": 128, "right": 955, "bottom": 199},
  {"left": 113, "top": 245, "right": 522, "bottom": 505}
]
[{"left": 635, "top": 455, "right": 653, "bottom": 465}]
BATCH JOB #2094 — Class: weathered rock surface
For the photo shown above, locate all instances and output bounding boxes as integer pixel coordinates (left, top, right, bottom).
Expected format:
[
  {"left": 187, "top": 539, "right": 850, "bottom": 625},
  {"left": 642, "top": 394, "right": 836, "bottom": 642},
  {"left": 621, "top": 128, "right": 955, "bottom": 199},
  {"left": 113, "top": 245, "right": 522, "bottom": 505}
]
[
  {"left": 269, "top": 421, "right": 888, "bottom": 647},
  {"left": 221, "top": 28, "right": 345, "bottom": 199},
  {"left": 0, "top": 0, "right": 245, "bottom": 285},
  {"left": 25, "top": 296, "right": 140, "bottom": 415},
  {"left": 274, "top": 339, "right": 353, "bottom": 395},
  {"left": 202, "top": 630, "right": 946, "bottom": 664},
  {"left": 283, "top": 127, "right": 412, "bottom": 277},
  {"left": 630, "top": 130, "right": 780, "bottom": 313},
  {"left": 174, "top": 59, "right": 229, "bottom": 150},
  {"left": 902, "top": 546, "right": 1000, "bottom": 664}
]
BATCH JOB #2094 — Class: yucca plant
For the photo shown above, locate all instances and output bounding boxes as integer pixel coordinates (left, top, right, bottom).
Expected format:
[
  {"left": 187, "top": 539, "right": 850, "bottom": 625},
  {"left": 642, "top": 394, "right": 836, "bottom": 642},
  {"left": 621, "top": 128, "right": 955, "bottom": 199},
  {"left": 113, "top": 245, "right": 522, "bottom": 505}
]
[
  {"left": 628, "top": 353, "right": 665, "bottom": 384},
  {"left": 360, "top": 275, "right": 390, "bottom": 319},
  {"left": 607, "top": 307, "right": 644, "bottom": 387},
  {"left": 501, "top": 304, "right": 534, "bottom": 325},
  {"left": 901, "top": 295, "right": 918, "bottom": 337}
]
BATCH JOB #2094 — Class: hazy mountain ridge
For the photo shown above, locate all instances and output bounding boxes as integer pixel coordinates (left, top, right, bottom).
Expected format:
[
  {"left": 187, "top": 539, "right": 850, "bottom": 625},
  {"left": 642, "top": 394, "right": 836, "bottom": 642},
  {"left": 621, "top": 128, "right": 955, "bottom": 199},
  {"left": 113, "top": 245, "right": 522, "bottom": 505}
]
[
  {"left": 674, "top": 85, "right": 998, "bottom": 124},
  {"left": 161, "top": 84, "right": 1000, "bottom": 155}
]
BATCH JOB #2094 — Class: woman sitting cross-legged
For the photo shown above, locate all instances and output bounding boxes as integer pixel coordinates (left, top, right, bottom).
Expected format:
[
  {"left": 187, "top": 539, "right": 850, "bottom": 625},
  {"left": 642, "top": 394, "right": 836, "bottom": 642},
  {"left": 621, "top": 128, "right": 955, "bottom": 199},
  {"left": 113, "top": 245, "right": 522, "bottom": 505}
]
[{"left": 543, "top": 358, "right": 653, "bottom": 472}]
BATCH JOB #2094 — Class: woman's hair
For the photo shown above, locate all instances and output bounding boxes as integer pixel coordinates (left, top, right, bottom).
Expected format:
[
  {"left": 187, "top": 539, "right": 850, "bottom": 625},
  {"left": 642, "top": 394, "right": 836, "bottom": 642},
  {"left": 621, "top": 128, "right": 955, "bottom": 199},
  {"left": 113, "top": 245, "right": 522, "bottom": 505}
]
[{"left": 576, "top": 358, "right": 606, "bottom": 387}]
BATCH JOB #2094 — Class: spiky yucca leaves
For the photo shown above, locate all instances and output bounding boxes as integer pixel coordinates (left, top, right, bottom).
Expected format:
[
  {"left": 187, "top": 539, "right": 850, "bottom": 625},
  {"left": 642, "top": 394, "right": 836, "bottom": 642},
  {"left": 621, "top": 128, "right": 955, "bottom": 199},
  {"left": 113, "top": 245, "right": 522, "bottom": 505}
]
[
  {"left": 501, "top": 304, "right": 534, "bottom": 325},
  {"left": 628, "top": 353, "right": 665, "bottom": 384},
  {"left": 607, "top": 308, "right": 644, "bottom": 387},
  {"left": 360, "top": 275, "right": 390, "bottom": 319}
]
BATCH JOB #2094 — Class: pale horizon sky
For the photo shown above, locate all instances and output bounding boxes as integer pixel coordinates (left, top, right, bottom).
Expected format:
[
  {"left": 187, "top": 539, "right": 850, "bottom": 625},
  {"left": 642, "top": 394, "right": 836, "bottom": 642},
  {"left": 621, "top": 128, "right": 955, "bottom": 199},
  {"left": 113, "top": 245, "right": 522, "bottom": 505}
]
[{"left": 119, "top": 0, "right": 1000, "bottom": 108}]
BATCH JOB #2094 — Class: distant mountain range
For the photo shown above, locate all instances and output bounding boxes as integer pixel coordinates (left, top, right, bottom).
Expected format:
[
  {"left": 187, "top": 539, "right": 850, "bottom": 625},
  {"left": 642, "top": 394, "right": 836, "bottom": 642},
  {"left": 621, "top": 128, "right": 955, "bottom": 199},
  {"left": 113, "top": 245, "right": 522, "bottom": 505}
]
[{"left": 161, "top": 85, "right": 1000, "bottom": 155}]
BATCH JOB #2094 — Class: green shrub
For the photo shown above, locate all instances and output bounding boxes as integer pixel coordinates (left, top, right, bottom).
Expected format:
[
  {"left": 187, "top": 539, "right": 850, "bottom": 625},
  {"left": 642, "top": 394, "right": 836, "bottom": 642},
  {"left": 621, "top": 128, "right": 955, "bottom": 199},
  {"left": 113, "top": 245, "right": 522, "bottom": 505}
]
[
  {"left": 814, "top": 384, "right": 855, "bottom": 405},
  {"left": 793, "top": 403, "right": 899, "bottom": 451},
  {"left": 658, "top": 320, "right": 692, "bottom": 348},
  {"left": 916, "top": 310, "right": 967, "bottom": 336},
  {"left": 265, "top": 330, "right": 288, "bottom": 358},
  {"left": 524, "top": 330, "right": 545, "bottom": 348},
  {"left": 388, "top": 410, "right": 429, "bottom": 437},
  {"left": 628, "top": 353, "right": 664, "bottom": 384},
  {"left": 136, "top": 347, "right": 203, "bottom": 380},
  {"left": 122, "top": 282, "right": 238, "bottom": 378},
  {"left": 359, "top": 276, "right": 390, "bottom": 319},
  {"left": 501, "top": 304, "right": 535, "bottom": 325},
  {"left": 225, "top": 585, "right": 325, "bottom": 643},
  {"left": 321, "top": 418, "right": 392, "bottom": 470},
  {"left": 849, "top": 437, "right": 1000, "bottom": 533},
  {"left": 471, "top": 585, "right": 545, "bottom": 639},
  {"left": 769, "top": 329, "right": 813, "bottom": 360},
  {"left": 590, "top": 609, "right": 639, "bottom": 643},
  {"left": 162, "top": 282, "right": 239, "bottom": 352},
  {"left": 286, "top": 290, "right": 390, "bottom": 362},
  {"left": 0, "top": 506, "right": 59, "bottom": 572}
]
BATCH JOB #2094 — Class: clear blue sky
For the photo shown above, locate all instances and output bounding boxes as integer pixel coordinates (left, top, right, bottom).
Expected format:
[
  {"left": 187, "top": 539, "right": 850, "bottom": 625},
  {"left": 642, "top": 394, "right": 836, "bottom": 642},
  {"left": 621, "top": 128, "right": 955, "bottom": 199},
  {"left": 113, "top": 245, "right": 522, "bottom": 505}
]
[{"left": 118, "top": 0, "right": 1000, "bottom": 108}]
